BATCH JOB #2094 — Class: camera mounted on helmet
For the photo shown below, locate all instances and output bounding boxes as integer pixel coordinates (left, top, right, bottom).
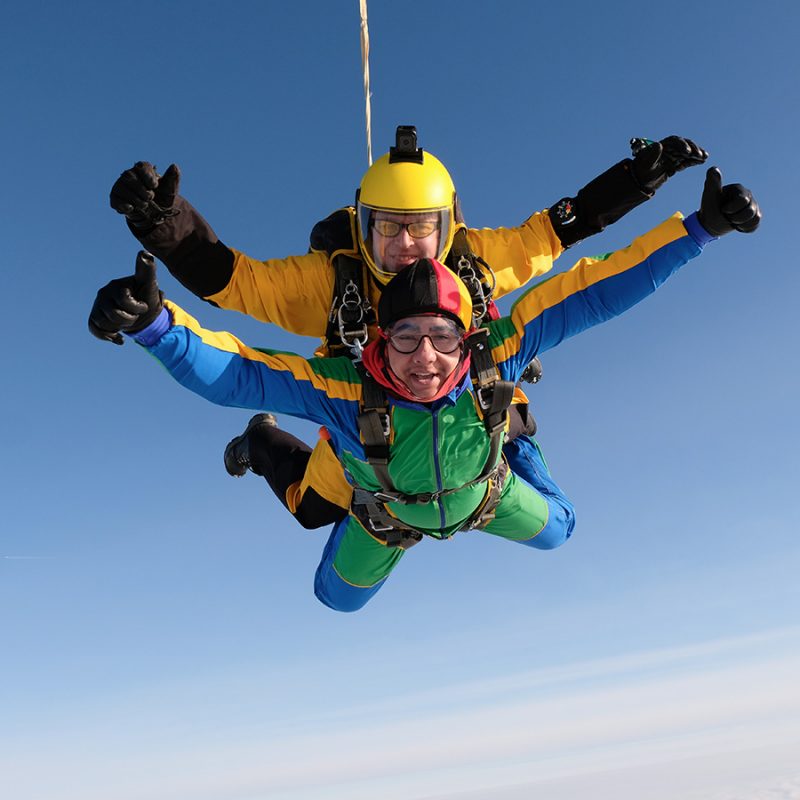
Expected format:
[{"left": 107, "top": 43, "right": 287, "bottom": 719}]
[{"left": 389, "top": 126, "right": 424, "bottom": 165}]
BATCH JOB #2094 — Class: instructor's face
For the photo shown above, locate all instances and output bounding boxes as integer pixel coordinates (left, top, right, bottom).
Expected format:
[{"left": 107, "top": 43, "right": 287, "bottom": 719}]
[{"left": 371, "top": 212, "right": 440, "bottom": 273}]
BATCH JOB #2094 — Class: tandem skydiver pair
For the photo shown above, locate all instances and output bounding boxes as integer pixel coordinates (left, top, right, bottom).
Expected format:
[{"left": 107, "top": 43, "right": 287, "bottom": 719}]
[
  {"left": 98, "top": 127, "right": 709, "bottom": 530},
  {"left": 89, "top": 128, "right": 759, "bottom": 610}
]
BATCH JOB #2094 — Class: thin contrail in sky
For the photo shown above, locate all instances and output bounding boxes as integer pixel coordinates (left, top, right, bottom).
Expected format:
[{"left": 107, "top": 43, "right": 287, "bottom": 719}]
[{"left": 2, "top": 555, "right": 51, "bottom": 560}]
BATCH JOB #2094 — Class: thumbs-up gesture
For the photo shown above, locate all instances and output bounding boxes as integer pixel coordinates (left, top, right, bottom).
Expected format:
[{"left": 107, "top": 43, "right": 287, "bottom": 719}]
[
  {"left": 697, "top": 167, "right": 761, "bottom": 237},
  {"left": 110, "top": 162, "right": 181, "bottom": 229},
  {"left": 88, "top": 251, "right": 164, "bottom": 345}
]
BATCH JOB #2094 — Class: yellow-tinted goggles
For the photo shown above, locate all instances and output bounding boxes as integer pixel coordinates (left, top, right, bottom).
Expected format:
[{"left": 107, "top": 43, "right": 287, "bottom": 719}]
[{"left": 371, "top": 219, "right": 441, "bottom": 239}]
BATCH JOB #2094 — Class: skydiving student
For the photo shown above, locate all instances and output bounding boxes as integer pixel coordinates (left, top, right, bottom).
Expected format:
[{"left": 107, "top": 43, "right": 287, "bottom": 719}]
[
  {"left": 89, "top": 167, "right": 760, "bottom": 611},
  {"left": 100, "top": 127, "right": 708, "bottom": 531}
]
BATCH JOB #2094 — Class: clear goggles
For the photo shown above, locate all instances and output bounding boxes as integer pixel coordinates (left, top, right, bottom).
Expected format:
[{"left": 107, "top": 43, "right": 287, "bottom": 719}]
[{"left": 384, "top": 318, "right": 465, "bottom": 354}]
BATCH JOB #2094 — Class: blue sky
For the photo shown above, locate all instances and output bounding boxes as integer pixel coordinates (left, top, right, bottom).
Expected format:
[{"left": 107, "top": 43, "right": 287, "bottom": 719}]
[{"left": 2, "top": 1, "right": 799, "bottom": 798}]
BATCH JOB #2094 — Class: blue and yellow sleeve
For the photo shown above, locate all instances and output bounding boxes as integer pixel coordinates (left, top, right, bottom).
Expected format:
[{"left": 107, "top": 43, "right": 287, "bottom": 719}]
[
  {"left": 487, "top": 213, "right": 711, "bottom": 378},
  {"left": 130, "top": 301, "right": 363, "bottom": 427}
]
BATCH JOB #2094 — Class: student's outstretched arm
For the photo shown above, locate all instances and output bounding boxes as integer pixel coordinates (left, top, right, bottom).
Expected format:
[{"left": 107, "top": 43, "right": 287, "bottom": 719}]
[
  {"left": 489, "top": 168, "right": 760, "bottom": 380},
  {"left": 88, "top": 252, "right": 362, "bottom": 426}
]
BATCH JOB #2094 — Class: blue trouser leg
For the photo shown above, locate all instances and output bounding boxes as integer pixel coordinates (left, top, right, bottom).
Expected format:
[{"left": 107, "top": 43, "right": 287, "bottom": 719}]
[
  {"left": 499, "top": 434, "right": 576, "bottom": 548},
  {"left": 314, "top": 516, "right": 405, "bottom": 612}
]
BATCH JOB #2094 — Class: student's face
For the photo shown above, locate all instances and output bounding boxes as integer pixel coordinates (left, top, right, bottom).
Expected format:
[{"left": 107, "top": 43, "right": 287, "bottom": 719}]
[
  {"left": 385, "top": 315, "right": 464, "bottom": 401},
  {"left": 370, "top": 212, "right": 441, "bottom": 273}
]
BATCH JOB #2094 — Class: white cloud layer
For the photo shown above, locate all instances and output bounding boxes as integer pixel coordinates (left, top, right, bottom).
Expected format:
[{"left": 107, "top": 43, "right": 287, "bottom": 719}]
[{"left": 4, "top": 628, "right": 800, "bottom": 800}]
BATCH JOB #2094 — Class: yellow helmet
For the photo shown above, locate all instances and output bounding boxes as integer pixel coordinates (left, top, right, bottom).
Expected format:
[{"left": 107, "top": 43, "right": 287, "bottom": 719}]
[{"left": 356, "top": 126, "right": 457, "bottom": 284}]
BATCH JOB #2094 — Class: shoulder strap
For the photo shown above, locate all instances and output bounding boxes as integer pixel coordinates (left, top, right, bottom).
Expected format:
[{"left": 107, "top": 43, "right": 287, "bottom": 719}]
[
  {"left": 323, "top": 253, "right": 375, "bottom": 359},
  {"left": 465, "top": 328, "right": 515, "bottom": 481},
  {"left": 448, "top": 228, "right": 499, "bottom": 325},
  {"left": 355, "top": 364, "right": 396, "bottom": 494},
  {"left": 310, "top": 208, "right": 374, "bottom": 360}
]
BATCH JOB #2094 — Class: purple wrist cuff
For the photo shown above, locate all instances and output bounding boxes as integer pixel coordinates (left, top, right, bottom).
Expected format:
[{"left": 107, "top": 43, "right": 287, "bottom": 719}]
[
  {"left": 684, "top": 212, "right": 717, "bottom": 247},
  {"left": 128, "top": 306, "right": 171, "bottom": 346}
]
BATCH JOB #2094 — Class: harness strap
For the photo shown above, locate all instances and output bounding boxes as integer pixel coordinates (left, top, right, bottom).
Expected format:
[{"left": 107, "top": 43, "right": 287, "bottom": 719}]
[
  {"left": 450, "top": 227, "right": 470, "bottom": 260},
  {"left": 356, "top": 364, "right": 395, "bottom": 493},
  {"left": 350, "top": 460, "right": 510, "bottom": 549},
  {"left": 465, "top": 460, "right": 509, "bottom": 530},
  {"left": 325, "top": 252, "right": 374, "bottom": 359},
  {"left": 450, "top": 228, "right": 499, "bottom": 325},
  {"left": 465, "top": 329, "right": 514, "bottom": 484},
  {"left": 350, "top": 488, "right": 423, "bottom": 549}
]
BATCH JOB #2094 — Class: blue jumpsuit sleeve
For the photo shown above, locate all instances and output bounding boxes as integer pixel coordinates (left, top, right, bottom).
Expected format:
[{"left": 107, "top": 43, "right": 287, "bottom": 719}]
[
  {"left": 131, "top": 301, "right": 363, "bottom": 428},
  {"left": 489, "top": 214, "right": 709, "bottom": 380}
]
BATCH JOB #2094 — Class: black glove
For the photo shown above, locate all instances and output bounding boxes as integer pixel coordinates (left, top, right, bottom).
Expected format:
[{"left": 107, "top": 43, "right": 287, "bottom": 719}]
[
  {"left": 631, "top": 136, "right": 709, "bottom": 195},
  {"left": 109, "top": 162, "right": 181, "bottom": 229},
  {"left": 88, "top": 251, "right": 164, "bottom": 345},
  {"left": 549, "top": 135, "right": 709, "bottom": 249},
  {"left": 697, "top": 167, "right": 761, "bottom": 237}
]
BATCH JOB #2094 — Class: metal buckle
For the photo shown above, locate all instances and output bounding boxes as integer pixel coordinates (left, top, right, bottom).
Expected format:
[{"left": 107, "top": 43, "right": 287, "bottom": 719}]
[
  {"left": 346, "top": 336, "right": 366, "bottom": 361},
  {"left": 368, "top": 517, "right": 396, "bottom": 533},
  {"left": 373, "top": 490, "right": 402, "bottom": 504},
  {"left": 336, "top": 280, "right": 370, "bottom": 360},
  {"left": 457, "top": 255, "right": 496, "bottom": 326},
  {"left": 476, "top": 384, "right": 495, "bottom": 411}
]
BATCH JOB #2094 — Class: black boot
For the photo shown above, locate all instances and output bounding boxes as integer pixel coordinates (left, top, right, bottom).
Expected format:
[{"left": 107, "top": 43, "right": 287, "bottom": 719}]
[
  {"left": 520, "top": 356, "right": 543, "bottom": 384},
  {"left": 224, "top": 413, "right": 277, "bottom": 477}
]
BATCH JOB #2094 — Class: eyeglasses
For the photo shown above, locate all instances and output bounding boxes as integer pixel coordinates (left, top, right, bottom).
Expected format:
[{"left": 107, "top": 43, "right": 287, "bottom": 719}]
[
  {"left": 371, "top": 219, "right": 441, "bottom": 239},
  {"left": 385, "top": 329, "right": 465, "bottom": 354}
]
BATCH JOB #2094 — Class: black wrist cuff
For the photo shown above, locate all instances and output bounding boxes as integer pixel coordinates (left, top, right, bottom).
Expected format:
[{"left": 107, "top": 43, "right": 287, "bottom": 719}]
[{"left": 548, "top": 159, "right": 651, "bottom": 249}]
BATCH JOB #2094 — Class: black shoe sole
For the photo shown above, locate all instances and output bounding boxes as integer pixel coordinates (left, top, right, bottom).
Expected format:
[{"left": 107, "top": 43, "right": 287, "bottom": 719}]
[{"left": 223, "top": 413, "right": 277, "bottom": 477}]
